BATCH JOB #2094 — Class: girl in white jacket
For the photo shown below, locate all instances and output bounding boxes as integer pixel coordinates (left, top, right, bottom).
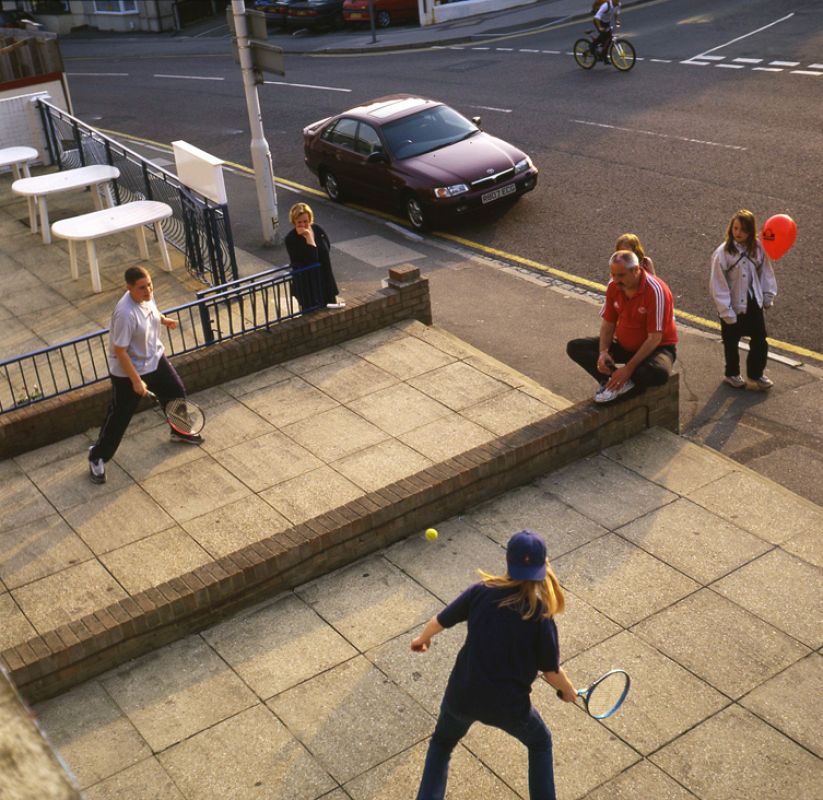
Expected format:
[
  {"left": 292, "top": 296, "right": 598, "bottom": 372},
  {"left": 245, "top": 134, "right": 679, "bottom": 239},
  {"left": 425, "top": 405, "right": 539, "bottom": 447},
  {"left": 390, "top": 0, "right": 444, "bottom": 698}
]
[{"left": 709, "top": 209, "right": 778, "bottom": 390}]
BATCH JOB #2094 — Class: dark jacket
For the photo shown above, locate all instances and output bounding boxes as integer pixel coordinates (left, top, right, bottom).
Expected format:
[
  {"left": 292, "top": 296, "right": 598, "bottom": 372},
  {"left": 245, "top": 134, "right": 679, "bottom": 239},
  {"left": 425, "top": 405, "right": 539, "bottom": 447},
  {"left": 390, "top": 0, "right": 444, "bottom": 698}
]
[{"left": 285, "top": 223, "right": 339, "bottom": 309}]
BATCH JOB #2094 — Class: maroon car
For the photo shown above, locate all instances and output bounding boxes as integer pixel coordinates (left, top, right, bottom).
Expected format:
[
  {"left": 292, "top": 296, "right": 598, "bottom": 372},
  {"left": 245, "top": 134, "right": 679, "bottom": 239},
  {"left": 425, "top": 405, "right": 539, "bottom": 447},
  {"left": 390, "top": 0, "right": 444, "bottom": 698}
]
[{"left": 302, "top": 94, "right": 538, "bottom": 230}]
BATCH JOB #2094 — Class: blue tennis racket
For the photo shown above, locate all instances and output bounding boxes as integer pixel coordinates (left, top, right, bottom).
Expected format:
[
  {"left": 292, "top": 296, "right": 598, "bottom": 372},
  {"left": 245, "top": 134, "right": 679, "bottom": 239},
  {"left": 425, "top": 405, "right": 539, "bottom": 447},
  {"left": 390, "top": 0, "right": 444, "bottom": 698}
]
[{"left": 558, "top": 668, "right": 631, "bottom": 719}]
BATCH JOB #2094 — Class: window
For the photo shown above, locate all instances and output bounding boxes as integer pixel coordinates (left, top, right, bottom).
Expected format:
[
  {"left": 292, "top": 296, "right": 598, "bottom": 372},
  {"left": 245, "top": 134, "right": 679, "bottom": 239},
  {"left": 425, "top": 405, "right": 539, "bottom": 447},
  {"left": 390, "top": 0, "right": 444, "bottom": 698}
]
[
  {"left": 325, "top": 118, "right": 358, "bottom": 150},
  {"left": 355, "top": 123, "right": 382, "bottom": 156},
  {"left": 93, "top": 1, "right": 138, "bottom": 14}
]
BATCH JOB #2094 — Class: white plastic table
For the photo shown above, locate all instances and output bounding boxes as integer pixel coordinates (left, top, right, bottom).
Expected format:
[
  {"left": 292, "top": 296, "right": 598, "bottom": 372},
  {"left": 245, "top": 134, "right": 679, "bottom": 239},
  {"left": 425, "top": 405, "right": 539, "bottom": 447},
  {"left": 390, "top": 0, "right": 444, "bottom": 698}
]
[
  {"left": 50, "top": 200, "right": 173, "bottom": 293},
  {"left": 12, "top": 164, "right": 120, "bottom": 244},
  {"left": 1, "top": 146, "right": 39, "bottom": 232}
]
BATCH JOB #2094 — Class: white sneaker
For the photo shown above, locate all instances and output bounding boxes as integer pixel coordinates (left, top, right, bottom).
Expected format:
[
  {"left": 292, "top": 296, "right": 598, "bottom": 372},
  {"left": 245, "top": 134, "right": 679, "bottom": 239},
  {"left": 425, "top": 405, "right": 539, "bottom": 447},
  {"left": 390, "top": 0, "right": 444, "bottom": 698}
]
[
  {"left": 753, "top": 375, "right": 774, "bottom": 390},
  {"left": 326, "top": 301, "right": 346, "bottom": 309},
  {"left": 88, "top": 452, "right": 106, "bottom": 484},
  {"left": 594, "top": 379, "right": 635, "bottom": 404},
  {"left": 723, "top": 375, "right": 746, "bottom": 389}
]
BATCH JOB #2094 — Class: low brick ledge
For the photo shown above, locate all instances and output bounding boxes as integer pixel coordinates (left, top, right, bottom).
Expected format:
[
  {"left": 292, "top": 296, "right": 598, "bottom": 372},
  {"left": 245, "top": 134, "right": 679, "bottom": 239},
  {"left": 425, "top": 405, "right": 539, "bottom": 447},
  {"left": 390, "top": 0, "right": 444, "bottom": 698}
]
[{"left": 2, "top": 376, "right": 678, "bottom": 703}]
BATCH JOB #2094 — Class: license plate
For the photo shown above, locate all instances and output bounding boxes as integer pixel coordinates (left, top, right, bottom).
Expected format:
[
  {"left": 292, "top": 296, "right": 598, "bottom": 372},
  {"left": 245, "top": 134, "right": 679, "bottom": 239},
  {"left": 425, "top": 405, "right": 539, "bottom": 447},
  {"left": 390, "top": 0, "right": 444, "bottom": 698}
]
[
  {"left": 349, "top": 12, "right": 365, "bottom": 18},
  {"left": 481, "top": 183, "right": 516, "bottom": 204},
  {"left": 295, "top": 9, "right": 307, "bottom": 14}
]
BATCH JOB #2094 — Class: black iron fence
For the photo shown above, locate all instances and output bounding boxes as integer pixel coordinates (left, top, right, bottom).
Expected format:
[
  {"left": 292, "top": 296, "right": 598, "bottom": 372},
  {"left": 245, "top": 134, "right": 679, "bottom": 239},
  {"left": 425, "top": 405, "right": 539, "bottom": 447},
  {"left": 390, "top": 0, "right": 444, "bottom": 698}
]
[
  {"left": 35, "top": 98, "right": 238, "bottom": 286},
  {"left": 0, "top": 263, "right": 322, "bottom": 414}
]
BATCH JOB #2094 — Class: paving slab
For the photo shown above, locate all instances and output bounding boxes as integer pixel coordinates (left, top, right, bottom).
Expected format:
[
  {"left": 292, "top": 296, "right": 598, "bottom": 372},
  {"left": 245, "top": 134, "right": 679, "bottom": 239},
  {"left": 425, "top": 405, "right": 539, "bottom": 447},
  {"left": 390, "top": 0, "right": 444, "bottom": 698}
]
[
  {"left": 60, "top": 484, "right": 175, "bottom": 555},
  {"left": 99, "top": 635, "right": 257, "bottom": 753},
  {"left": 159, "top": 704, "right": 336, "bottom": 800},
  {"left": 301, "top": 353, "right": 399, "bottom": 404},
  {"left": 344, "top": 739, "right": 520, "bottom": 800},
  {"left": 215, "top": 429, "right": 324, "bottom": 493},
  {"left": 711, "top": 548, "right": 823, "bottom": 648},
  {"left": 739, "top": 652, "right": 823, "bottom": 758},
  {"left": 0, "top": 591, "right": 36, "bottom": 652},
  {"left": 384, "top": 515, "right": 506, "bottom": 605},
  {"left": 563, "top": 630, "right": 728, "bottom": 755},
  {"left": 98, "top": 526, "right": 211, "bottom": 595},
  {"left": 241, "top": 375, "right": 340, "bottom": 427},
  {"left": 296, "top": 556, "right": 441, "bottom": 652},
  {"left": 0, "top": 514, "right": 93, "bottom": 590},
  {"left": 553, "top": 534, "right": 699, "bottom": 628},
  {"left": 583, "top": 759, "right": 704, "bottom": 800},
  {"left": 267, "top": 655, "right": 433, "bottom": 785},
  {"left": 408, "top": 360, "right": 510, "bottom": 411},
  {"left": 462, "top": 484, "right": 609, "bottom": 557},
  {"left": 203, "top": 593, "right": 358, "bottom": 702},
  {"left": 282, "top": 406, "right": 390, "bottom": 463},
  {"left": 141, "top": 455, "right": 251, "bottom": 522},
  {"left": 632, "top": 589, "right": 811, "bottom": 699},
  {"left": 463, "top": 679, "right": 639, "bottom": 800},
  {"left": 604, "top": 426, "right": 735, "bottom": 494},
  {"left": 11, "top": 558, "right": 128, "bottom": 634},
  {"left": 650, "top": 705, "right": 823, "bottom": 800},
  {"left": 687, "top": 469, "right": 823, "bottom": 545},
  {"left": 397, "top": 411, "right": 496, "bottom": 461},
  {"left": 82, "top": 757, "right": 185, "bottom": 800},
  {"left": 181, "top": 495, "right": 292, "bottom": 558},
  {"left": 332, "top": 438, "right": 434, "bottom": 492},
  {"left": 616, "top": 497, "right": 772, "bottom": 584},
  {"left": 348, "top": 382, "right": 452, "bottom": 436},
  {"left": 33, "top": 681, "right": 151, "bottom": 790},
  {"left": 258, "top": 465, "right": 364, "bottom": 525},
  {"left": 343, "top": 326, "right": 456, "bottom": 380},
  {"left": 463, "top": 388, "right": 559, "bottom": 436},
  {"left": 536, "top": 455, "right": 678, "bottom": 530}
]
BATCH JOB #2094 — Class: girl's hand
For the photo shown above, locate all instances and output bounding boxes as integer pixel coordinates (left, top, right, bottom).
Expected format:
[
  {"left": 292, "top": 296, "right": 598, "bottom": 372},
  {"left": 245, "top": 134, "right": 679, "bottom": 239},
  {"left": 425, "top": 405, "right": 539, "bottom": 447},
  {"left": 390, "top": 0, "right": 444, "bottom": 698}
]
[{"left": 411, "top": 636, "right": 431, "bottom": 653}]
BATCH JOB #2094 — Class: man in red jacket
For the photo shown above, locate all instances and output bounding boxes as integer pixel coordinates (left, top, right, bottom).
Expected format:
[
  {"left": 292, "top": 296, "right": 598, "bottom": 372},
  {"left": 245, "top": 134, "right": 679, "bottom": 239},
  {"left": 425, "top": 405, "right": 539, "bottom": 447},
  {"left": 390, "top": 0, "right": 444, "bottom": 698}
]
[{"left": 567, "top": 249, "right": 678, "bottom": 403}]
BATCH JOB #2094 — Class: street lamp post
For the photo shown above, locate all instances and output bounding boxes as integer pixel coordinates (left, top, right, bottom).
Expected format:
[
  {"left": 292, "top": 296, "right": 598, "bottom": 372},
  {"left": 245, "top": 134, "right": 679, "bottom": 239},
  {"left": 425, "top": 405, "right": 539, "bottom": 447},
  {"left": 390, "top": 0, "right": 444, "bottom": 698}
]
[{"left": 231, "top": 0, "right": 279, "bottom": 245}]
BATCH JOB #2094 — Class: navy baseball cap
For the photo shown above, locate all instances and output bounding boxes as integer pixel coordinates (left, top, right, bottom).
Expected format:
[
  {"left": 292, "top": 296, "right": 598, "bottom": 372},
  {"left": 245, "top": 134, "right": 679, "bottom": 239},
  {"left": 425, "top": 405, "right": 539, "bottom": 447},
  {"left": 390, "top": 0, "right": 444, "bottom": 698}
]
[{"left": 506, "top": 530, "right": 547, "bottom": 582}]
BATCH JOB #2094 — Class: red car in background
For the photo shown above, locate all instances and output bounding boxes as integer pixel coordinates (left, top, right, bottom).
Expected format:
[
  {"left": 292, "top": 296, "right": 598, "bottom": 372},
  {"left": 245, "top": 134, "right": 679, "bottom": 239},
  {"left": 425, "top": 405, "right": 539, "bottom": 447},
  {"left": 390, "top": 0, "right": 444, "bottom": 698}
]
[{"left": 342, "top": 0, "right": 418, "bottom": 28}]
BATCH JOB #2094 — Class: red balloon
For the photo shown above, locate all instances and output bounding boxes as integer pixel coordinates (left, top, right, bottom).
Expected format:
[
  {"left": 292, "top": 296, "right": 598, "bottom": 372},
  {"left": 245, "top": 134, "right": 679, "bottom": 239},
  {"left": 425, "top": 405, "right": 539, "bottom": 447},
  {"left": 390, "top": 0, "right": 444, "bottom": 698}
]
[{"left": 761, "top": 214, "right": 797, "bottom": 261}]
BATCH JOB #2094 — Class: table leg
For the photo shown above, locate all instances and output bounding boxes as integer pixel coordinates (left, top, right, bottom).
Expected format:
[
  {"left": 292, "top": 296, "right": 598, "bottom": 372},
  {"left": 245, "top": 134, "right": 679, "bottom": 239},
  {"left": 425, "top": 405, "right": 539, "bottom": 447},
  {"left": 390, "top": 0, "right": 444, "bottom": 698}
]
[
  {"left": 155, "top": 221, "right": 172, "bottom": 272},
  {"left": 69, "top": 241, "right": 79, "bottom": 281},
  {"left": 91, "top": 185, "right": 103, "bottom": 211},
  {"left": 103, "top": 181, "right": 115, "bottom": 208},
  {"left": 86, "top": 240, "right": 102, "bottom": 293},
  {"left": 38, "top": 196, "right": 50, "bottom": 244},
  {"left": 136, "top": 225, "right": 150, "bottom": 260}
]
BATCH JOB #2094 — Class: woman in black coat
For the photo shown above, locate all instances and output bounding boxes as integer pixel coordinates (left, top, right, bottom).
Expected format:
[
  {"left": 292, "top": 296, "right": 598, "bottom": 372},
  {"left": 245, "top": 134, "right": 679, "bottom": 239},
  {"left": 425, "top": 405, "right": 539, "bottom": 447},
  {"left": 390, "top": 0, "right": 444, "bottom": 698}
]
[{"left": 284, "top": 202, "right": 344, "bottom": 311}]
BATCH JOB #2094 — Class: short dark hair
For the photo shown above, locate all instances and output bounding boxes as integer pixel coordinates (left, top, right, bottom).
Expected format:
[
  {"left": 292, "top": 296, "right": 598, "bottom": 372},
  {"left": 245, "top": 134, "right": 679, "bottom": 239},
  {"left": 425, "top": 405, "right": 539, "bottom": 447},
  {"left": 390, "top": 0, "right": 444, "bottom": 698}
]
[{"left": 125, "top": 266, "right": 151, "bottom": 285}]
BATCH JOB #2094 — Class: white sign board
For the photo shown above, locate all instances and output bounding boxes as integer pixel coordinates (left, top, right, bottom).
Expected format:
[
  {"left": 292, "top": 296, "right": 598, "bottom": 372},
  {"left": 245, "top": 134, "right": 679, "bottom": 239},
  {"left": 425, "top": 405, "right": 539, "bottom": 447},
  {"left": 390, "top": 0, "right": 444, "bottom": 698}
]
[{"left": 172, "top": 140, "right": 227, "bottom": 205}]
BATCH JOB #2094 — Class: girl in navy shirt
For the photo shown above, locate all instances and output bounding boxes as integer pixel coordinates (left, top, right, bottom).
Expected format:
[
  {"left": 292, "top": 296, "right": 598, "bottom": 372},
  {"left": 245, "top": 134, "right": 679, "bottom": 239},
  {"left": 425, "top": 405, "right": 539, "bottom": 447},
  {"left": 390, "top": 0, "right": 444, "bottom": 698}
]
[{"left": 411, "top": 530, "right": 576, "bottom": 800}]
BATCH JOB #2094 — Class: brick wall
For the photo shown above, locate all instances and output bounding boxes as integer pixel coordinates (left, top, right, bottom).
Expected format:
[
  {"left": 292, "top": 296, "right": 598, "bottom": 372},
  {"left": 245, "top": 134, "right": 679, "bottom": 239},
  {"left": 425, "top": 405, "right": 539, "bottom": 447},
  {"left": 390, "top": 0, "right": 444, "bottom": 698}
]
[
  {"left": 3, "top": 375, "right": 679, "bottom": 703},
  {"left": 0, "top": 266, "right": 432, "bottom": 460}
]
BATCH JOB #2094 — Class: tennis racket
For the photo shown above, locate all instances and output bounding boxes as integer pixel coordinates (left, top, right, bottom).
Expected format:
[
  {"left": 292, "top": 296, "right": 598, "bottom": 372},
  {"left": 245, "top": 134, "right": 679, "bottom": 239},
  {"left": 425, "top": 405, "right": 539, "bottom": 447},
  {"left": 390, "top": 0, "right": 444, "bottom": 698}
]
[
  {"left": 558, "top": 668, "right": 630, "bottom": 719},
  {"left": 147, "top": 392, "right": 205, "bottom": 436}
]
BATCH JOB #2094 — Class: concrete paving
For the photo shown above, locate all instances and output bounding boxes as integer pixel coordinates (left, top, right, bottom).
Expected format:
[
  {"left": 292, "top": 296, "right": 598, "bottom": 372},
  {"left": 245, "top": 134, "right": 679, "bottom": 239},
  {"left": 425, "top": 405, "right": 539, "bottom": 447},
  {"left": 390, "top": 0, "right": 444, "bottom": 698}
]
[{"left": 28, "top": 428, "right": 823, "bottom": 799}]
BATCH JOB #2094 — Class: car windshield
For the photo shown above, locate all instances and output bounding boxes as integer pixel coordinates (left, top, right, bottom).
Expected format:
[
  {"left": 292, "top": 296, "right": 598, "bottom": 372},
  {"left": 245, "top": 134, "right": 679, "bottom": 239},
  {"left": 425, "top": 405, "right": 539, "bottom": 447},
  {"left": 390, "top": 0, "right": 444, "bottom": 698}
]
[{"left": 381, "top": 105, "right": 478, "bottom": 160}]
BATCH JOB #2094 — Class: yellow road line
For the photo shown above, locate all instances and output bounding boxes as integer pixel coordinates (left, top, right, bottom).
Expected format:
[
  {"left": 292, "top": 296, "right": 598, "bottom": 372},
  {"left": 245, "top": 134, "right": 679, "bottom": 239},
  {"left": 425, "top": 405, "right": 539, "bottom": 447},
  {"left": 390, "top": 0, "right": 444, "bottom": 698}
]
[{"left": 104, "top": 127, "right": 823, "bottom": 365}]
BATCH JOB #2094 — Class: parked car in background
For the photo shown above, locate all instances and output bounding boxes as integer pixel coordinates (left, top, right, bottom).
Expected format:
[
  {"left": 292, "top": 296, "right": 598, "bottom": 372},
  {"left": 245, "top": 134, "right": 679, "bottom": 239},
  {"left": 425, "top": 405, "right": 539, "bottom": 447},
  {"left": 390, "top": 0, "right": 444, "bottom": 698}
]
[
  {"left": 253, "top": 0, "right": 298, "bottom": 27},
  {"left": 286, "top": 0, "right": 345, "bottom": 30},
  {"left": 342, "top": 0, "right": 418, "bottom": 28},
  {"left": 303, "top": 94, "right": 538, "bottom": 230}
]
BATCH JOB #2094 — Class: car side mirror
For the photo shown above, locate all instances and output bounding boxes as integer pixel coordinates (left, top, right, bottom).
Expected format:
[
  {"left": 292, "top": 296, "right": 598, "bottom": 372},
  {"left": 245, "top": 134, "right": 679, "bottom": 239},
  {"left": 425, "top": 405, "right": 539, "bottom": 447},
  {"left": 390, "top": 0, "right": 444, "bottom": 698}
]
[
  {"left": 367, "top": 151, "right": 389, "bottom": 164},
  {"left": 471, "top": 116, "right": 482, "bottom": 129}
]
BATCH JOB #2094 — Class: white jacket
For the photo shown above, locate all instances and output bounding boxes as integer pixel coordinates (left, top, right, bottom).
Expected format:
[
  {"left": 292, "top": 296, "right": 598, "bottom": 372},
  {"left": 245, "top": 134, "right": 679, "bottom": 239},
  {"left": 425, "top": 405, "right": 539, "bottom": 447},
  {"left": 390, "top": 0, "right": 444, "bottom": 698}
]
[{"left": 709, "top": 241, "right": 777, "bottom": 324}]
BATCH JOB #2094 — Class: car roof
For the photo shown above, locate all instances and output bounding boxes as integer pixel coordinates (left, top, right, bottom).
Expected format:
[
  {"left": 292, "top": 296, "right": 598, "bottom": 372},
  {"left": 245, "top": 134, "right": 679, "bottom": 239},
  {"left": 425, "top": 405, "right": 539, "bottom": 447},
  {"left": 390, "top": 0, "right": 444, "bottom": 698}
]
[{"left": 342, "top": 95, "right": 442, "bottom": 124}]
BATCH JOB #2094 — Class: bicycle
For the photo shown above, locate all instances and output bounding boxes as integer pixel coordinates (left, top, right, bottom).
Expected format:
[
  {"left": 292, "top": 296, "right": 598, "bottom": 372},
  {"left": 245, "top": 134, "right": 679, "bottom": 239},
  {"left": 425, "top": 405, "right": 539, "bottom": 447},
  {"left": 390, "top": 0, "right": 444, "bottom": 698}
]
[{"left": 574, "top": 25, "right": 636, "bottom": 71}]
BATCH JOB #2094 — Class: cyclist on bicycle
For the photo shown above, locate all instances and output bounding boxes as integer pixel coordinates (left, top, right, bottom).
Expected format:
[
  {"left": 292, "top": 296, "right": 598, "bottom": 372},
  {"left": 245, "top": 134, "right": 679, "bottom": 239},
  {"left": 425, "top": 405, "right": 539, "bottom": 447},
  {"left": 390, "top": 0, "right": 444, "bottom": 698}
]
[{"left": 593, "top": 0, "right": 621, "bottom": 60}]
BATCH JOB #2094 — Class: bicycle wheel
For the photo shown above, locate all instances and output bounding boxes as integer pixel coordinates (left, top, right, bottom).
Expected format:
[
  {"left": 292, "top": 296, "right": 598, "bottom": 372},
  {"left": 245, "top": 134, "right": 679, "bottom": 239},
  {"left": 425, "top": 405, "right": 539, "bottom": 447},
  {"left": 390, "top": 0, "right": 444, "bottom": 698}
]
[
  {"left": 609, "top": 39, "right": 636, "bottom": 71},
  {"left": 573, "top": 38, "right": 596, "bottom": 70}
]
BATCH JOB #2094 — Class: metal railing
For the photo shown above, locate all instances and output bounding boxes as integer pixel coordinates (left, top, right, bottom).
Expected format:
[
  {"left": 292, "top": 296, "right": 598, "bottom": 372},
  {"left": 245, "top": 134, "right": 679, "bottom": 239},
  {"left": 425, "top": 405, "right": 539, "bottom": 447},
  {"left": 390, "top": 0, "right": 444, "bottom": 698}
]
[
  {"left": 35, "top": 98, "right": 238, "bottom": 287},
  {"left": 0, "top": 263, "right": 322, "bottom": 414}
]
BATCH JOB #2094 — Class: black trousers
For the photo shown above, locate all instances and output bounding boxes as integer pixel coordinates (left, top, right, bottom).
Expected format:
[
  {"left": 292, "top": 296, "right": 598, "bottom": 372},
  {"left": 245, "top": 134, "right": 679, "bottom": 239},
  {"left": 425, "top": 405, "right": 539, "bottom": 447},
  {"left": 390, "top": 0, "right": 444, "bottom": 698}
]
[
  {"left": 566, "top": 337, "right": 676, "bottom": 389},
  {"left": 720, "top": 293, "right": 768, "bottom": 380},
  {"left": 89, "top": 355, "right": 186, "bottom": 463}
]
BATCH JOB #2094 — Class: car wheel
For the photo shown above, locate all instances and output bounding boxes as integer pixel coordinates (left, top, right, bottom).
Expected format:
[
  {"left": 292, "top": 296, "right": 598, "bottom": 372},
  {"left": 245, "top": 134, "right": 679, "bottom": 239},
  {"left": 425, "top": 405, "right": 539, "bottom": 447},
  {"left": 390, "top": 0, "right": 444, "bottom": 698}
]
[
  {"left": 404, "top": 194, "right": 427, "bottom": 231},
  {"left": 376, "top": 10, "right": 391, "bottom": 28},
  {"left": 323, "top": 170, "right": 343, "bottom": 202}
]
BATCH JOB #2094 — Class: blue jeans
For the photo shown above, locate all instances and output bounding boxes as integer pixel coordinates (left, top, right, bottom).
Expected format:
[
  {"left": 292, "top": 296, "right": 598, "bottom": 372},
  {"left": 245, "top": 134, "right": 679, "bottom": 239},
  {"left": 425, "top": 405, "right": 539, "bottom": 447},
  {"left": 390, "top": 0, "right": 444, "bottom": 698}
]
[{"left": 416, "top": 700, "right": 556, "bottom": 800}]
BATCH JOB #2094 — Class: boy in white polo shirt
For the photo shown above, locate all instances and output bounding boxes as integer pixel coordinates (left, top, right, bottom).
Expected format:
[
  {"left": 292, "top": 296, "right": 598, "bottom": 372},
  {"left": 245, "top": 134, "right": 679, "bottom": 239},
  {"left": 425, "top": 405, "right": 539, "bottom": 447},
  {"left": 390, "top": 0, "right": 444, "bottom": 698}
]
[{"left": 88, "top": 266, "right": 202, "bottom": 484}]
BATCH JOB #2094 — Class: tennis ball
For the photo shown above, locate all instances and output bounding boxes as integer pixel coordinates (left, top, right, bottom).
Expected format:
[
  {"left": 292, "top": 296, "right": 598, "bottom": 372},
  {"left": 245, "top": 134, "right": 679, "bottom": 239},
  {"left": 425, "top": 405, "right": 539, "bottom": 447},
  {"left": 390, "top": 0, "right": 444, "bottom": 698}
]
[{"left": 425, "top": 528, "right": 438, "bottom": 541}]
